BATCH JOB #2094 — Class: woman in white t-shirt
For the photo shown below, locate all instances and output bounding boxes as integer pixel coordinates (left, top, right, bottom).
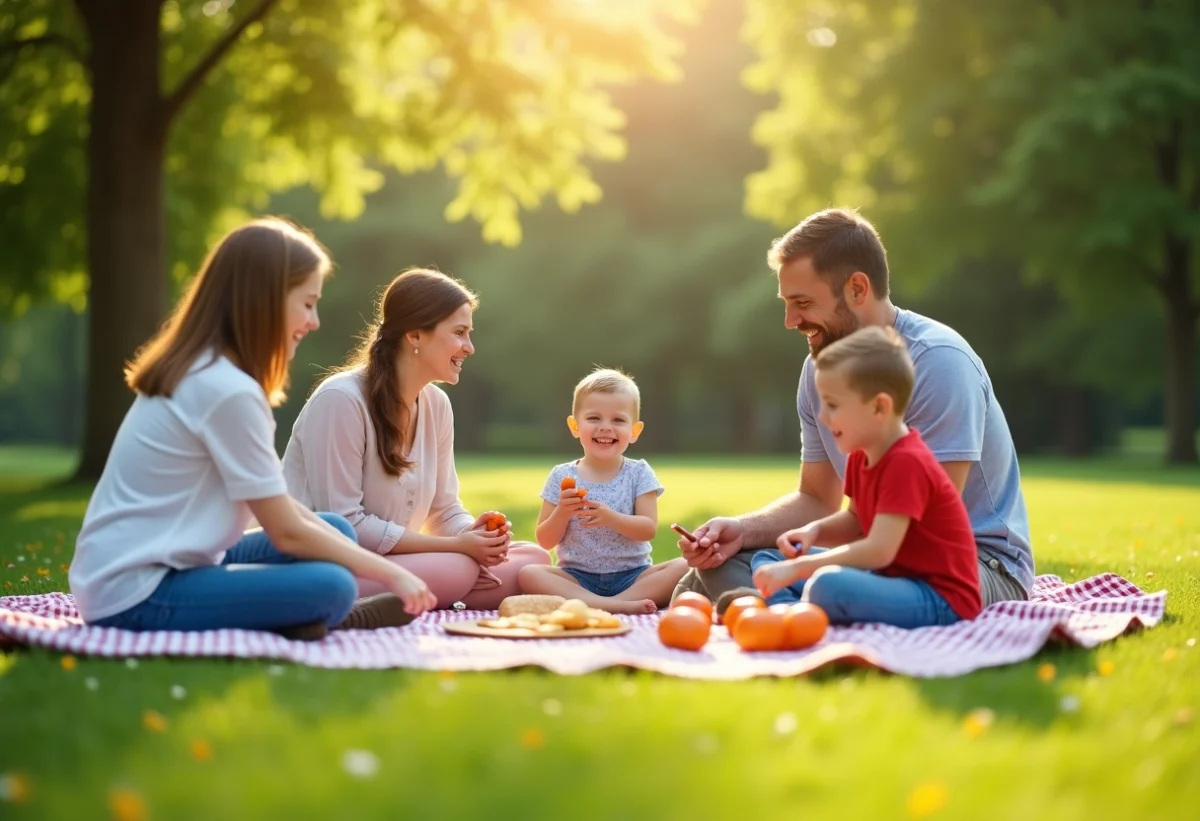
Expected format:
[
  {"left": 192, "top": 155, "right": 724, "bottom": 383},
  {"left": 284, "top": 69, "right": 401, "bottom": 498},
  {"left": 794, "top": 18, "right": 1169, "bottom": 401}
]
[
  {"left": 283, "top": 268, "right": 551, "bottom": 610},
  {"left": 69, "top": 219, "right": 436, "bottom": 640}
]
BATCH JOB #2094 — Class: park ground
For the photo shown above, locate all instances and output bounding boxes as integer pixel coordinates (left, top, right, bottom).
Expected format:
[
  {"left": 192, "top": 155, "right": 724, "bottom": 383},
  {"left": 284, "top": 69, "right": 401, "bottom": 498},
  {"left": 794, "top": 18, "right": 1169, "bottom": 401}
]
[{"left": 0, "top": 445, "right": 1197, "bottom": 820}]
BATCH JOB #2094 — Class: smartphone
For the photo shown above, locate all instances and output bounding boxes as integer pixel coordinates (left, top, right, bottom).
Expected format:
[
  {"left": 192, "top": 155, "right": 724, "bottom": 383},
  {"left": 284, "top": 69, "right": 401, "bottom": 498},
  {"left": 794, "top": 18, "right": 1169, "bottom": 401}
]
[{"left": 670, "top": 522, "right": 697, "bottom": 542}]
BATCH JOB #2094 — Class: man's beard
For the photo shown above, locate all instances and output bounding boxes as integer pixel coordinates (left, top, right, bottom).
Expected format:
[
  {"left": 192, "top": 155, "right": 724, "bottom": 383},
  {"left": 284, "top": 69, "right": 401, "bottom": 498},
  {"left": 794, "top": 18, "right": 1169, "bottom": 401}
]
[{"left": 798, "top": 296, "right": 860, "bottom": 356}]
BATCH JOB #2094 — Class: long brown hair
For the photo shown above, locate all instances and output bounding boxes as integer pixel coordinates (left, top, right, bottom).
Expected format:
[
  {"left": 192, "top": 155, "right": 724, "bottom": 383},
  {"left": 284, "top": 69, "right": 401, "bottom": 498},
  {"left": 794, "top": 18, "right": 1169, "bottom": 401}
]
[
  {"left": 126, "top": 218, "right": 331, "bottom": 406},
  {"left": 342, "top": 267, "right": 478, "bottom": 476}
]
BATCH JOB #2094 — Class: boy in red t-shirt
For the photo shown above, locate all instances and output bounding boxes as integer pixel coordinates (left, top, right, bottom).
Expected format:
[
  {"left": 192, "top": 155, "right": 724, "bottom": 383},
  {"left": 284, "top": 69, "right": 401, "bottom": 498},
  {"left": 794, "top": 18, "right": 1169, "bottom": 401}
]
[{"left": 751, "top": 326, "right": 982, "bottom": 627}]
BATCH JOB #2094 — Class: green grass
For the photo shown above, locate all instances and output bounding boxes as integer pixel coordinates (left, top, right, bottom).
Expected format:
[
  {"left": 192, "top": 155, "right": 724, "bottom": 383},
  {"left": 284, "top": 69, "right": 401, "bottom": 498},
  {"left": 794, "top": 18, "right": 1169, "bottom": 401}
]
[
  {"left": 1, "top": 454, "right": 1198, "bottom": 820},
  {"left": 1118, "top": 426, "right": 1200, "bottom": 458},
  {"left": 0, "top": 445, "right": 78, "bottom": 488}
]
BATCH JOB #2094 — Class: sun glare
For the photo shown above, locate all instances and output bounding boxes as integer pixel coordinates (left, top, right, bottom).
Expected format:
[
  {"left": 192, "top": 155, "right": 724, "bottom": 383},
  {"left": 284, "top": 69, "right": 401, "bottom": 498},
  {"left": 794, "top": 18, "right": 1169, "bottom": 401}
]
[{"left": 807, "top": 28, "right": 838, "bottom": 48}]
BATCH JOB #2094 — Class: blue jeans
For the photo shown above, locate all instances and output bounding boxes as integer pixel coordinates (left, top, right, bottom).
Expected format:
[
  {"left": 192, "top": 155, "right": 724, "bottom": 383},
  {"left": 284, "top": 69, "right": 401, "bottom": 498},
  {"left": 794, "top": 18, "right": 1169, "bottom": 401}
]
[
  {"left": 93, "top": 513, "right": 359, "bottom": 632},
  {"left": 750, "top": 548, "right": 961, "bottom": 629},
  {"left": 562, "top": 565, "right": 649, "bottom": 597}
]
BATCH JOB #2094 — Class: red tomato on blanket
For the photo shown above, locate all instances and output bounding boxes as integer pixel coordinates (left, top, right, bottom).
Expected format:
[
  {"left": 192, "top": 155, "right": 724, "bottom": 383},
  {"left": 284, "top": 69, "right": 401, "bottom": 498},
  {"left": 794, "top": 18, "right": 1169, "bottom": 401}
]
[
  {"left": 780, "top": 603, "right": 828, "bottom": 650},
  {"left": 671, "top": 592, "right": 714, "bottom": 622},
  {"left": 658, "top": 606, "right": 711, "bottom": 651},
  {"left": 732, "top": 608, "right": 785, "bottom": 652},
  {"left": 722, "top": 595, "right": 765, "bottom": 634}
]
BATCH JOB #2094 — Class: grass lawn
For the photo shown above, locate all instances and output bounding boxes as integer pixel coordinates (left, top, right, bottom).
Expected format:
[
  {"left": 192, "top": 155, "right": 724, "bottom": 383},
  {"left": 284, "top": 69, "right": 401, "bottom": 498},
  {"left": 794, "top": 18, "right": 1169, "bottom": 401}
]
[{"left": 1, "top": 451, "right": 1198, "bottom": 820}]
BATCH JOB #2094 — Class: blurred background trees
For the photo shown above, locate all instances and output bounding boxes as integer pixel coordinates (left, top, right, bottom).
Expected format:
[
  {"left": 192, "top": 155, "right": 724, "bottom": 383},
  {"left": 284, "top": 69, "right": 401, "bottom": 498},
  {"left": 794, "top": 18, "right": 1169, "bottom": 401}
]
[
  {"left": 743, "top": 0, "right": 1199, "bottom": 462},
  {"left": 0, "top": 0, "right": 696, "bottom": 477},
  {"left": 1, "top": 0, "right": 1197, "bottom": 464}
]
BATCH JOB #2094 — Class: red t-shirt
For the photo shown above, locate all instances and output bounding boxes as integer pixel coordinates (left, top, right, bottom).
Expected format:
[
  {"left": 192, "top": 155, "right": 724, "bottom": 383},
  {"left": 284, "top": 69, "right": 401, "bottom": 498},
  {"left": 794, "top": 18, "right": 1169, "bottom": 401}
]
[{"left": 844, "top": 429, "right": 982, "bottom": 620}]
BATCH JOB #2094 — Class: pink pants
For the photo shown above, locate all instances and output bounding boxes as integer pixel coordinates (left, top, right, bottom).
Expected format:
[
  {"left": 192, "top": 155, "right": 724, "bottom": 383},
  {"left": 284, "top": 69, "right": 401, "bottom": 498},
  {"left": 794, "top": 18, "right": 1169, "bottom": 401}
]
[{"left": 356, "top": 542, "right": 551, "bottom": 610}]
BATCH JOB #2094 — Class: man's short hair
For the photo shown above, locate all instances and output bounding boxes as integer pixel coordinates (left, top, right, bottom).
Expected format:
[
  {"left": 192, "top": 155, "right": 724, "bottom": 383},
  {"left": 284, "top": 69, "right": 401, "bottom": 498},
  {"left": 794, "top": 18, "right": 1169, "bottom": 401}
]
[
  {"left": 767, "top": 208, "right": 890, "bottom": 298},
  {"left": 572, "top": 367, "right": 641, "bottom": 419},
  {"left": 815, "top": 326, "right": 914, "bottom": 414}
]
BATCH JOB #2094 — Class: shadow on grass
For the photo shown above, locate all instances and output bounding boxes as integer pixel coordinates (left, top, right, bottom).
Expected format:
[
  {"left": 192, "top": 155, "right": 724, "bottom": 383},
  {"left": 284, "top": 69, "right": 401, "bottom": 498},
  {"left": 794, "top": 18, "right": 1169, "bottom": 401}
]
[
  {"left": 0, "top": 645, "right": 436, "bottom": 781},
  {"left": 906, "top": 556, "right": 1169, "bottom": 730},
  {"left": 1013, "top": 456, "right": 1200, "bottom": 488},
  {"left": 0, "top": 481, "right": 92, "bottom": 601},
  {"left": 0, "top": 478, "right": 95, "bottom": 542},
  {"left": 0, "top": 478, "right": 437, "bottom": 783},
  {"left": 0, "top": 475, "right": 91, "bottom": 504}
]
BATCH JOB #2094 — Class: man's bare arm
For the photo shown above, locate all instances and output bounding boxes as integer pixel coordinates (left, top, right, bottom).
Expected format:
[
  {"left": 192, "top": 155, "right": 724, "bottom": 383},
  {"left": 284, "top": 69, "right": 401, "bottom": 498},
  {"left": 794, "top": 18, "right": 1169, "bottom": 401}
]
[
  {"left": 941, "top": 461, "right": 970, "bottom": 494},
  {"left": 738, "top": 459, "right": 843, "bottom": 548}
]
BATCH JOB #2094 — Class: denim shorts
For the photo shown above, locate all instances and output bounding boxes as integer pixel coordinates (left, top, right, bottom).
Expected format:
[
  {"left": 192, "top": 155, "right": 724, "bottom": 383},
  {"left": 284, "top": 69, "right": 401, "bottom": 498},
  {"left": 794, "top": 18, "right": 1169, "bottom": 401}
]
[{"left": 562, "top": 565, "right": 649, "bottom": 597}]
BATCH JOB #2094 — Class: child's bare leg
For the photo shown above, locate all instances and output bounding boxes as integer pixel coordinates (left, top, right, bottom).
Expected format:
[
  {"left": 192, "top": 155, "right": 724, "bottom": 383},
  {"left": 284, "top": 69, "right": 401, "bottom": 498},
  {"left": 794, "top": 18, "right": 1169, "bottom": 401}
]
[
  {"left": 618, "top": 558, "right": 691, "bottom": 608},
  {"left": 518, "top": 565, "right": 656, "bottom": 615}
]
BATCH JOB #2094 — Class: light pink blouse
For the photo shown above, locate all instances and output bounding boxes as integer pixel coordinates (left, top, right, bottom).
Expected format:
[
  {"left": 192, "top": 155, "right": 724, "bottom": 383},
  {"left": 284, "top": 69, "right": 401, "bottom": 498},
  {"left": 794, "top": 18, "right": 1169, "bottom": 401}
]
[{"left": 282, "top": 369, "right": 475, "bottom": 554}]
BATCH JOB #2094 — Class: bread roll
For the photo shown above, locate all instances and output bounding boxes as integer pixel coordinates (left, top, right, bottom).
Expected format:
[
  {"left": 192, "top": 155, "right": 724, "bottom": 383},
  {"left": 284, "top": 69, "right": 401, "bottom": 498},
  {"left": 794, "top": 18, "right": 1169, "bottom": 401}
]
[{"left": 498, "top": 594, "right": 566, "bottom": 617}]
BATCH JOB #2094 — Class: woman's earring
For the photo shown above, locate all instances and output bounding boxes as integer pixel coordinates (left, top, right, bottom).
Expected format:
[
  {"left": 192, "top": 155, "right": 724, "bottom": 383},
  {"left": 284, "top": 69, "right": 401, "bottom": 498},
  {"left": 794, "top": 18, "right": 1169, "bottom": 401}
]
[{"left": 414, "top": 347, "right": 419, "bottom": 355}]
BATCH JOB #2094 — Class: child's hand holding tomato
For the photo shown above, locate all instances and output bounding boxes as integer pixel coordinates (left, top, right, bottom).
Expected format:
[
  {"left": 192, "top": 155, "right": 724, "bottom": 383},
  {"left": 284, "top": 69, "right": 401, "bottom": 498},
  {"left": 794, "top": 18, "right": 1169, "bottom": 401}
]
[
  {"left": 577, "top": 499, "right": 618, "bottom": 529},
  {"left": 557, "top": 486, "right": 588, "bottom": 515}
]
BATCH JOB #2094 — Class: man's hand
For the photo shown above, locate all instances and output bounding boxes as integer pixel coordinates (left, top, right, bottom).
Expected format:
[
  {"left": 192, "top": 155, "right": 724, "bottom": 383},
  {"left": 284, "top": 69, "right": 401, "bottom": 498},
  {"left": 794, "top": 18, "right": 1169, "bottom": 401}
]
[
  {"left": 678, "top": 516, "right": 744, "bottom": 569},
  {"left": 778, "top": 523, "right": 819, "bottom": 559}
]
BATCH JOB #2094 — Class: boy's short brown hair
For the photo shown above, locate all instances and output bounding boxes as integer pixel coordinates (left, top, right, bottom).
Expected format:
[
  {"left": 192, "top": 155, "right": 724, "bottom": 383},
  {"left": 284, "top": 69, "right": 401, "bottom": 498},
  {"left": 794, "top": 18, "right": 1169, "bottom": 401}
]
[
  {"left": 572, "top": 367, "right": 640, "bottom": 419},
  {"left": 815, "top": 326, "right": 915, "bottom": 414}
]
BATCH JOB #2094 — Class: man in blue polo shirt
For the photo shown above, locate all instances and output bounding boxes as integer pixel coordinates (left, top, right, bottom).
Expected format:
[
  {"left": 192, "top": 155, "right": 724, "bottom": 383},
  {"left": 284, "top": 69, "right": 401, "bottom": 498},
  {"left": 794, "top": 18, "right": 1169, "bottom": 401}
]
[{"left": 675, "top": 208, "right": 1033, "bottom": 608}]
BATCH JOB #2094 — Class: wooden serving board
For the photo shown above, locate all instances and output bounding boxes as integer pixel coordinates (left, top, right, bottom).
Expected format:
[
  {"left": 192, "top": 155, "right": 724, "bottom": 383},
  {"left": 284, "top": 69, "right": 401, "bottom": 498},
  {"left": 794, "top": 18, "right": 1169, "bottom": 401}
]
[{"left": 443, "top": 620, "right": 632, "bottom": 640}]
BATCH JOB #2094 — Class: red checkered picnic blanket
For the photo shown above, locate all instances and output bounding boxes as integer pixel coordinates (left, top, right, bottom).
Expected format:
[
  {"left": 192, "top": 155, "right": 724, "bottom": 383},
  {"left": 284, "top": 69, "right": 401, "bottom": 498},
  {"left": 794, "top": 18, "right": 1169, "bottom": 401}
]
[{"left": 0, "top": 574, "right": 1164, "bottom": 678}]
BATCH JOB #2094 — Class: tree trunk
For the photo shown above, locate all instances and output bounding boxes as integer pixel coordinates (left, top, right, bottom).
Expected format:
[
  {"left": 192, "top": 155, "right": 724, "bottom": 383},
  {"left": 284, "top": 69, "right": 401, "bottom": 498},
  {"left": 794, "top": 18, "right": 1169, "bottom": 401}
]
[
  {"left": 74, "top": 0, "right": 168, "bottom": 479},
  {"left": 637, "top": 365, "right": 679, "bottom": 452},
  {"left": 1161, "top": 233, "right": 1198, "bottom": 464},
  {"left": 1152, "top": 120, "right": 1198, "bottom": 464},
  {"left": 60, "top": 308, "right": 82, "bottom": 447},
  {"left": 448, "top": 378, "right": 489, "bottom": 452},
  {"left": 730, "top": 390, "right": 756, "bottom": 453},
  {"left": 1053, "top": 385, "right": 1093, "bottom": 457}
]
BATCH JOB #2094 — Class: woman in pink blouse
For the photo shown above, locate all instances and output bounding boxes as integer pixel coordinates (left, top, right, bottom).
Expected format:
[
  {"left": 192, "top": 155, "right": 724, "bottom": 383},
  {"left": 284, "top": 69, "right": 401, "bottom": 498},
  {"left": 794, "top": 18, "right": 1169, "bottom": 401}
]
[{"left": 283, "top": 268, "right": 551, "bottom": 609}]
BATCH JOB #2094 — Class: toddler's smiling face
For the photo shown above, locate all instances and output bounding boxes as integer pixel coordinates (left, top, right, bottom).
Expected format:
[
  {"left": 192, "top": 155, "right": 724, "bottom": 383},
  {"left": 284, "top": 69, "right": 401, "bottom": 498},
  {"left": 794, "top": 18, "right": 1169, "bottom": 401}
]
[{"left": 570, "top": 390, "right": 642, "bottom": 462}]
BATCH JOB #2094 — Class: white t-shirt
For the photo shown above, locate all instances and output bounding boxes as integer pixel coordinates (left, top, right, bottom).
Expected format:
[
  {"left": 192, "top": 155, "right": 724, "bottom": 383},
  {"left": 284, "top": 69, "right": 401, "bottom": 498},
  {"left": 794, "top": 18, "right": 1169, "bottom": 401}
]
[{"left": 69, "top": 353, "right": 289, "bottom": 622}]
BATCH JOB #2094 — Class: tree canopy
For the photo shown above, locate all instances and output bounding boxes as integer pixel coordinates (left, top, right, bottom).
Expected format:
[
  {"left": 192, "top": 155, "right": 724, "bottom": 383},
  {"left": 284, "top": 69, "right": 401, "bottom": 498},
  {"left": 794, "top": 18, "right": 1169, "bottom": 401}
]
[
  {"left": 1, "top": 0, "right": 698, "bottom": 314},
  {"left": 0, "top": 0, "right": 698, "bottom": 475},
  {"left": 742, "top": 0, "right": 1200, "bottom": 461}
]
